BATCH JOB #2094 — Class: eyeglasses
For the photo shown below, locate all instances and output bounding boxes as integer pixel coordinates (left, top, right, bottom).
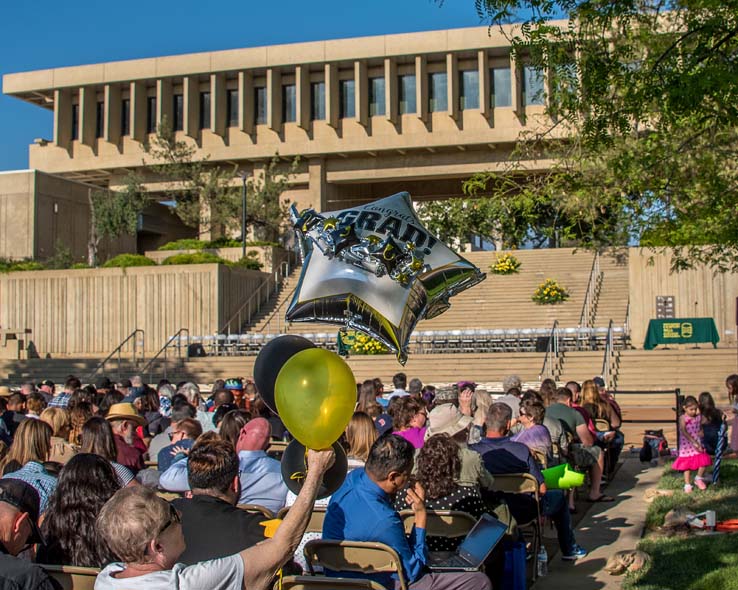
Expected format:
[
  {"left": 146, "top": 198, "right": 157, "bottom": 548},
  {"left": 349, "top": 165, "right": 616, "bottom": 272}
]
[
  {"left": 156, "top": 503, "right": 181, "bottom": 539},
  {"left": 168, "top": 430, "right": 183, "bottom": 441}
]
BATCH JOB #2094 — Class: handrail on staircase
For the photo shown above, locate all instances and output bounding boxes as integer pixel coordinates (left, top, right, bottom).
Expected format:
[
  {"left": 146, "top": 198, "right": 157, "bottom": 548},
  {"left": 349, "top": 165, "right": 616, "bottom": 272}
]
[
  {"left": 579, "top": 252, "right": 601, "bottom": 328},
  {"left": 257, "top": 284, "right": 297, "bottom": 334},
  {"left": 601, "top": 319, "right": 615, "bottom": 390},
  {"left": 538, "top": 320, "right": 560, "bottom": 381},
  {"left": 141, "top": 328, "right": 189, "bottom": 383},
  {"left": 220, "top": 261, "right": 291, "bottom": 335},
  {"left": 85, "top": 329, "right": 145, "bottom": 384}
]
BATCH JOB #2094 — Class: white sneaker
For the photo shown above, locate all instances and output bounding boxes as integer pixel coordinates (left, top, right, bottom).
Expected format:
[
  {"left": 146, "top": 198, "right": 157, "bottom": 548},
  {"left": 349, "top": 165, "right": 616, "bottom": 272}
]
[{"left": 684, "top": 484, "right": 693, "bottom": 494}]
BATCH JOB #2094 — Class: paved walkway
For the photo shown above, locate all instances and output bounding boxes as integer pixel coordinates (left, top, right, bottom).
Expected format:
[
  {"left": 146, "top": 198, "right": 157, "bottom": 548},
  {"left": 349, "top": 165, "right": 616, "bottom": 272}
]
[{"left": 533, "top": 457, "right": 662, "bottom": 589}]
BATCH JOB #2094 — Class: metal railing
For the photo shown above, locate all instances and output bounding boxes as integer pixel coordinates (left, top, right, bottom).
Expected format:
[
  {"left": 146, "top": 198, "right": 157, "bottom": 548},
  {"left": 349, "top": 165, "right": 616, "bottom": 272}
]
[
  {"left": 578, "top": 252, "right": 602, "bottom": 328},
  {"left": 141, "top": 329, "right": 189, "bottom": 383},
  {"left": 257, "top": 284, "right": 297, "bottom": 334},
  {"left": 624, "top": 297, "right": 631, "bottom": 338},
  {"left": 220, "top": 261, "right": 291, "bottom": 335},
  {"left": 610, "top": 387, "right": 681, "bottom": 449},
  {"left": 539, "top": 320, "right": 560, "bottom": 381},
  {"left": 85, "top": 329, "right": 145, "bottom": 383},
  {"left": 601, "top": 319, "right": 616, "bottom": 390}
]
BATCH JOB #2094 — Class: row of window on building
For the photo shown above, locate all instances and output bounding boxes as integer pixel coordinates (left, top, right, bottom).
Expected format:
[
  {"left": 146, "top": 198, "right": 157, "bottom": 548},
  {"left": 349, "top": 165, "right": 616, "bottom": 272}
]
[{"left": 71, "top": 67, "right": 545, "bottom": 140}]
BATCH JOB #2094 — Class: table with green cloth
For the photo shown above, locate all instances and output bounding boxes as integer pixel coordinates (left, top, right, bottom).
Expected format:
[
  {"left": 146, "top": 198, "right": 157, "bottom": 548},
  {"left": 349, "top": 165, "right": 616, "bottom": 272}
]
[{"left": 643, "top": 317, "right": 720, "bottom": 350}]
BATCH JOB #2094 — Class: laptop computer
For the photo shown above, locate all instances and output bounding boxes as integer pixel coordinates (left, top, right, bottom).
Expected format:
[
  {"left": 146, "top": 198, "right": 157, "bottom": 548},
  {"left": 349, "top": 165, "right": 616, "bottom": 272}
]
[{"left": 427, "top": 513, "right": 508, "bottom": 572}]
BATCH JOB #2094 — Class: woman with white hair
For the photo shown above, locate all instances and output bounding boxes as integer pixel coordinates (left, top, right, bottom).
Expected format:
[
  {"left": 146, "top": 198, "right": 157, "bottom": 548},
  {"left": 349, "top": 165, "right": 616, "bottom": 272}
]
[{"left": 94, "top": 448, "right": 334, "bottom": 590}]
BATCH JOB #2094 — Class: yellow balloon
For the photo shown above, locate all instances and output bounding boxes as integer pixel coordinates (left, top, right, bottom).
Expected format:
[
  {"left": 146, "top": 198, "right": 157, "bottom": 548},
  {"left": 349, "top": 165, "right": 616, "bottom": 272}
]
[{"left": 274, "top": 348, "right": 357, "bottom": 449}]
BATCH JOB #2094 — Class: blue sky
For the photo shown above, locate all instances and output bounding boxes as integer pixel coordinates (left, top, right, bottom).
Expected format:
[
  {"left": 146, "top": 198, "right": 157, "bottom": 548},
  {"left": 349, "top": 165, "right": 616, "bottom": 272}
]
[{"left": 0, "top": 0, "right": 490, "bottom": 171}]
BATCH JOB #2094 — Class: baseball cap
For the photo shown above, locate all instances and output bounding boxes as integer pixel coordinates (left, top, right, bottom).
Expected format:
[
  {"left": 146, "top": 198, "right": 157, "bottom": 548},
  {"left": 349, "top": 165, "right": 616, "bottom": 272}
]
[
  {"left": 224, "top": 378, "right": 244, "bottom": 391},
  {"left": 39, "top": 379, "right": 55, "bottom": 389},
  {"left": 96, "top": 376, "right": 113, "bottom": 390},
  {"left": 0, "top": 479, "right": 42, "bottom": 544},
  {"left": 425, "top": 403, "right": 473, "bottom": 439},
  {"left": 593, "top": 377, "right": 606, "bottom": 388}
]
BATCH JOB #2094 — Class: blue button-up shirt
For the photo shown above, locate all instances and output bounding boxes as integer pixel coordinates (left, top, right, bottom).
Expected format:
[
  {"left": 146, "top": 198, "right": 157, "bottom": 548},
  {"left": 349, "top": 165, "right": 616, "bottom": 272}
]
[
  {"left": 323, "top": 468, "right": 427, "bottom": 587},
  {"left": 470, "top": 436, "right": 544, "bottom": 485}
]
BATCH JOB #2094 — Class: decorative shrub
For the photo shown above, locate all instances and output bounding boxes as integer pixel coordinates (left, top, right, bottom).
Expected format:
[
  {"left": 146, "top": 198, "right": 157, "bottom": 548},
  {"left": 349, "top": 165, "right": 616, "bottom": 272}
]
[
  {"left": 161, "top": 252, "right": 226, "bottom": 265},
  {"left": 490, "top": 253, "right": 521, "bottom": 275},
  {"left": 339, "top": 330, "right": 389, "bottom": 355},
  {"left": 70, "top": 263, "right": 90, "bottom": 269},
  {"left": 532, "top": 279, "right": 570, "bottom": 304},
  {"left": 231, "top": 252, "right": 263, "bottom": 270},
  {"left": 158, "top": 239, "right": 207, "bottom": 251},
  {"left": 102, "top": 254, "right": 157, "bottom": 269},
  {"left": 0, "top": 258, "right": 46, "bottom": 273},
  {"left": 158, "top": 238, "right": 280, "bottom": 251}
]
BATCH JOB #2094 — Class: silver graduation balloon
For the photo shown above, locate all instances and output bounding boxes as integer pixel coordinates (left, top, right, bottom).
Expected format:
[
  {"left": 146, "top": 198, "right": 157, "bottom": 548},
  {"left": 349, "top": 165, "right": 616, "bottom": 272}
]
[{"left": 287, "top": 192, "right": 485, "bottom": 364}]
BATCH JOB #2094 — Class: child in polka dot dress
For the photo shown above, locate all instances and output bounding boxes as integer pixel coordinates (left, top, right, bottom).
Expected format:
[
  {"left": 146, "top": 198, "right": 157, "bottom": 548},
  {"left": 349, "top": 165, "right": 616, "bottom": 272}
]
[{"left": 672, "top": 396, "right": 712, "bottom": 493}]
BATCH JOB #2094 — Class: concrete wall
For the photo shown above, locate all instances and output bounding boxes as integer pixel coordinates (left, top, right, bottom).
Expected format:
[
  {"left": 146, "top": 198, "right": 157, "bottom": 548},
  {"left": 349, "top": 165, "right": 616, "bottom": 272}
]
[
  {"left": 0, "top": 171, "right": 35, "bottom": 259},
  {"left": 0, "top": 264, "right": 268, "bottom": 356},
  {"left": 628, "top": 248, "right": 738, "bottom": 348}
]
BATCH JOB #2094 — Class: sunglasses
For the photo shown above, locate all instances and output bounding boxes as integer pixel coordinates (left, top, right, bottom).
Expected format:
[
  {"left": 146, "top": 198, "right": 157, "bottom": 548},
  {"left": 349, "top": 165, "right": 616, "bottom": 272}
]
[{"left": 156, "top": 503, "right": 181, "bottom": 539}]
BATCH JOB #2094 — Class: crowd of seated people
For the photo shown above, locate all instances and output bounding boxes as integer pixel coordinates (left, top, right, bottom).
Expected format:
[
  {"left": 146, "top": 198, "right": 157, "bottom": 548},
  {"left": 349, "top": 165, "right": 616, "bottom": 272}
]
[{"left": 0, "top": 368, "right": 730, "bottom": 589}]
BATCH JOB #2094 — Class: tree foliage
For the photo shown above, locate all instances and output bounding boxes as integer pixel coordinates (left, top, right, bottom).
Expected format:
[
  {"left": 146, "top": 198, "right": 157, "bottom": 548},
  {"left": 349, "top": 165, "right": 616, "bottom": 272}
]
[
  {"left": 462, "top": 0, "right": 738, "bottom": 270},
  {"left": 143, "top": 121, "right": 298, "bottom": 241}
]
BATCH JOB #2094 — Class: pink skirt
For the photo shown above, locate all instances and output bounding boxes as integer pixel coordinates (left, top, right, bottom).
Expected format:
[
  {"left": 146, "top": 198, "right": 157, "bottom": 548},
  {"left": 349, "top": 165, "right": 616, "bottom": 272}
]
[{"left": 672, "top": 452, "right": 712, "bottom": 471}]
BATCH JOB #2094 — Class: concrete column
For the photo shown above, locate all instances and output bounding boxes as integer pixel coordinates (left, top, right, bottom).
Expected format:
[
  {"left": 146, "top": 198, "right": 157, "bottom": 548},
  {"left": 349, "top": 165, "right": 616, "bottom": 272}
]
[
  {"left": 511, "top": 53, "right": 523, "bottom": 115},
  {"left": 266, "top": 68, "right": 282, "bottom": 132},
  {"left": 385, "top": 58, "right": 398, "bottom": 124},
  {"left": 183, "top": 76, "right": 200, "bottom": 140},
  {"left": 79, "top": 86, "right": 97, "bottom": 146},
  {"left": 415, "top": 55, "right": 428, "bottom": 122},
  {"left": 130, "top": 81, "right": 147, "bottom": 142},
  {"left": 238, "top": 71, "right": 254, "bottom": 134},
  {"left": 104, "top": 84, "right": 121, "bottom": 144},
  {"left": 211, "top": 73, "right": 226, "bottom": 136},
  {"left": 53, "top": 89, "right": 72, "bottom": 148},
  {"left": 478, "top": 50, "right": 490, "bottom": 118},
  {"left": 156, "top": 78, "right": 173, "bottom": 130},
  {"left": 309, "top": 158, "right": 328, "bottom": 212},
  {"left": 447, "top": 53, "right": 459, "bottom": 120},
  {"left": 355, "top": 60, "right": 368, "bottom": 127},
  {"left": 296, "top": 65, "right": 310, "bottom": 130},
  {"left": 325, "top": 63, "right": 339, "bottom": 128}
]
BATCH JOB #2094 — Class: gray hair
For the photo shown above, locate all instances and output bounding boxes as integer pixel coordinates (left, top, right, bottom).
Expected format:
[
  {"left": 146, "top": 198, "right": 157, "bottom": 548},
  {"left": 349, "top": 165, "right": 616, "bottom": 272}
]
[
  {"left": 130, "top": 375, "right": 143, "bottom": 387},
  {"left": 157, "top": 383, "right": 175, "bottom": 399},
  {"left": 178, "top": 382, "right": 201, "bottom": 405},
  {"left": 485, "top": 402, "right": 513, "bottom": 433},
  {"left": 502, "top": 375, "right": 522, "bottom": 393}
]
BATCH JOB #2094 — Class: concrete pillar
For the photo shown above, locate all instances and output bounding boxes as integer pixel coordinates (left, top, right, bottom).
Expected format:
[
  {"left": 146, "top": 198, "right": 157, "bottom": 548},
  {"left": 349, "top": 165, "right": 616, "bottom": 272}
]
[
  {"left": 478, "top": 50, "right": 490, "bottom": 118},
  {"left": 130, "top": 81, "right": 147, "bottom": 142},
  {"left": 325, "top": 63, "right": 339, "bottom": 128},
  {"left": 415, "top": 55, "right": 428, "bottom": 122},
  {"left": 511, "top": 53, "right": 523, "bottom": 115},
  {"left": 296, "top": 65, "right": 310, "bottom": 130},
  {"left": 211, "top": 73, "right": 226, "bottom": 136},
  {"left": 79, "top": 86, "right": 97, "bottom": 146},
  {"left": 266, "top": 68, "right": 282, "bottom": 132},
  {"left": 355, "top": 60, "right": 368, "bottom": 127},
  {"left": 385, "top": 58, "right": 398, "bottom": 124},
  {"left": 53, "top": 89, "right": 72, "bottom": 148},
  {"left": 155, "top": 79, "right": 172, "bottom": 132},
  {"left": 238, "top": 71, "right": 254, "bottom": 135},
  {"left": 309, "top": 158, "right": 328, "bottom": 212},
  {"left": 104, "top": 84, "right": 121, "bottom": 144},
  {"left": 447, "top": 53, "right": 459, "bottom": 120},
  {"left": 183, "top": 76, "right": 199, "bottom": 140}
]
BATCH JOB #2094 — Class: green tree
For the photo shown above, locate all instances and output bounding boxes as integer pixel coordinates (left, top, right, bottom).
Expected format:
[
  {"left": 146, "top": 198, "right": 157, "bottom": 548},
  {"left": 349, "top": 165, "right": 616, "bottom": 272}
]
[
  {"left": 88, "top": 172, "right": 149, "bottom": 267},
  {"left": 143, "top": 121, "right": 298, "bottom": 241},
  {"left": 460, "top": 0, "right": 738, "bottom": 270}
]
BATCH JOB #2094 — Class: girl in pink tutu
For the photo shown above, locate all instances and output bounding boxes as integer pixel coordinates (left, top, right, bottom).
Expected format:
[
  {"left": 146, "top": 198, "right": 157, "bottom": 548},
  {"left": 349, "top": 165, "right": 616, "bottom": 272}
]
[{"left": 673, "top": 396, "right": 712, "bottom": 493}]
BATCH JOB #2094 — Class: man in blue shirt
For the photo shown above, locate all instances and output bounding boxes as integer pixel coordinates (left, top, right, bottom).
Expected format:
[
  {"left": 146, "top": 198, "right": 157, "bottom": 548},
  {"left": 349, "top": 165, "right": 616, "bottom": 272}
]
[
  {"left": 324, "top": 435, "right": 491, "bottom": 590},
  {"left": 470, "top": 403, "right": 587, "bottom": 561}
]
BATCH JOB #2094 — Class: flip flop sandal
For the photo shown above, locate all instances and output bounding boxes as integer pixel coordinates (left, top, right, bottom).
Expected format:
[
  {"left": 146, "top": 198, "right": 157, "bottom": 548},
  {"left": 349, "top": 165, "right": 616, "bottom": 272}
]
[{"left": 587, "top": 494, "right": 615, "bottom": 503}]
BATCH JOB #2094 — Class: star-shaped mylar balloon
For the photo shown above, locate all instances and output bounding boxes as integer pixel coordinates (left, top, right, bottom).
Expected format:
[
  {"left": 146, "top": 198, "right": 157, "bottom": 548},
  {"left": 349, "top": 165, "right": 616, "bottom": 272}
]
[{"left": 286, "top": 192, "right": 486, "bottom": 364}]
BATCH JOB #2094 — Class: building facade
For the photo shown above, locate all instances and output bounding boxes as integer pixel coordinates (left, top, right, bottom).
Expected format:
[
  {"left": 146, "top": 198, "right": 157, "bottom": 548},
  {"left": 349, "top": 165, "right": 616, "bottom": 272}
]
[{"left": 4, "top": 25, "right": 559, "bottom": 220}]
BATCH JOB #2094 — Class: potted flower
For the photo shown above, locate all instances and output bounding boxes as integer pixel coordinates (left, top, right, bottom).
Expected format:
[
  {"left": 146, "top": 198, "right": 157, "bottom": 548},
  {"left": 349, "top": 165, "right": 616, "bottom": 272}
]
[
  {"left": 532, "top": 279, "right": 570, "bottom": 304},
  {"left": 490, "top": 253, "right": 521, "bottom": 275}
]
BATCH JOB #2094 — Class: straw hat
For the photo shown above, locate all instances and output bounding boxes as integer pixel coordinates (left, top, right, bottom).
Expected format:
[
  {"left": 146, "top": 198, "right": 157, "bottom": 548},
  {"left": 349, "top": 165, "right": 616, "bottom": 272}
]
[{"left": 105, "top": 402, "right": 146, "bottom": 426}]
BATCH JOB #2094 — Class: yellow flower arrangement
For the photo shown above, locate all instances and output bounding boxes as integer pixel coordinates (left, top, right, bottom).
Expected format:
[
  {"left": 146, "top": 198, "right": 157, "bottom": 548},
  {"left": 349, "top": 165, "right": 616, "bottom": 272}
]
[
  {"left": 532, "top": 278, "right": 569, "bottom": 304},
  {"left": 343, "top": 330, "right": 389, "bottom": 355},
  {"left": 490, "top": 253, "right": 522, "bottom": 275}
]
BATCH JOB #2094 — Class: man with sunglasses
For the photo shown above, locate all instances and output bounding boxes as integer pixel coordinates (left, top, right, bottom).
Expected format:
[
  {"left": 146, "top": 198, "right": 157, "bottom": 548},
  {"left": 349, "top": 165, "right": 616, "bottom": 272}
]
[{"left": 0, "top": 479, "right": 55, "bottom": 590}]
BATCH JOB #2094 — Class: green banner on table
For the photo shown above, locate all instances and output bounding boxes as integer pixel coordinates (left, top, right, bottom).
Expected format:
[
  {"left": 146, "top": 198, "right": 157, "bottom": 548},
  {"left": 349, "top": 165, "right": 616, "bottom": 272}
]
[{"left": 644, "top": 317, "right": 720, "bottom": 350}]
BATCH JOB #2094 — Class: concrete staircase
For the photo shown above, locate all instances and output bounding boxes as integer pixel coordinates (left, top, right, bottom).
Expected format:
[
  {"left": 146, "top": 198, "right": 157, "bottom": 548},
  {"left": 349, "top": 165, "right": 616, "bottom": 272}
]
[
  {"left": 0, "top": 358, "right": 142, "bottom": 386},
  {"left": 592, "top": 252, "right": 629, "bottom": 327}
]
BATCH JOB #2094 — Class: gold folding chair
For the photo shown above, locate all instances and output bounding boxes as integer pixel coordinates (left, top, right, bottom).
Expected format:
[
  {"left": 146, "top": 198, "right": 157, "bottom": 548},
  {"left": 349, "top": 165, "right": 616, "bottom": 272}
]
[
  {"left": 40, "top": 565, "right": 100, "bottom": 590},
  {"left": 277, "top": 575, "right": 387, "bottom": 590},
  {"left": 304, "top": 539, "right": 409, "bottom": 590},
  {"left": 492, "top": 472, "right": 542, "bottom": 581},
  {"left": 277, "top": 506, "right": 327, "bottom": 534},
  {"left": 237, "top": 503, "right": 275, "bottom": 519},
  {"left": 399, "top": 509, "right": 477, "bottom": 539}
]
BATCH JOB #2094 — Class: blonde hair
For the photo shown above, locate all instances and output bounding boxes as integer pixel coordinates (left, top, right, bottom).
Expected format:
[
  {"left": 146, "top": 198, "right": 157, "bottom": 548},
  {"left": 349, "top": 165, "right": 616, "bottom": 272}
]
[
  {"left": 581, "top": 379, "right": 608, "bottom": 418},
  {"left": 27, "top": 396, "right": 46, "bottom": 415},
  {"left": 40, "top": 407, "right": 71, "bottom": 438},
  {"left": 0, "top": 419, "right": 52, "bottom": 471},
  {"left": 97, "top": 487, "right": 172, "bottom": 563},
  {"left": 345, "top": 412, "right": 377, "bottom": 462}
]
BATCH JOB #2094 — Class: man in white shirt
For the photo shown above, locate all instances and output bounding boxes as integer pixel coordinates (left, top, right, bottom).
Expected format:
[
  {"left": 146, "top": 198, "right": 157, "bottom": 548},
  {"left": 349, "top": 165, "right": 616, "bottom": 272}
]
[{"left": 383, "top": 372, "right": 409, "bottom": 402}]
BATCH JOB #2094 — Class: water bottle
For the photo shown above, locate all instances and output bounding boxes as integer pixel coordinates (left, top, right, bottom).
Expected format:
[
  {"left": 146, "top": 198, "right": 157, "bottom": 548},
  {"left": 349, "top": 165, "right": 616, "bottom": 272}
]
[{"left": 537, "top": 545, "right": 548, "bottom": 577}]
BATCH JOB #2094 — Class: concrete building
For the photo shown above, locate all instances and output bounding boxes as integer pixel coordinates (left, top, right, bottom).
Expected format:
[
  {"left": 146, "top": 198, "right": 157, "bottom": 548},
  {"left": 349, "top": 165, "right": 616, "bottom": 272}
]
[{"left": 3, "top": 24, "right": 560, "bottom": 256}]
